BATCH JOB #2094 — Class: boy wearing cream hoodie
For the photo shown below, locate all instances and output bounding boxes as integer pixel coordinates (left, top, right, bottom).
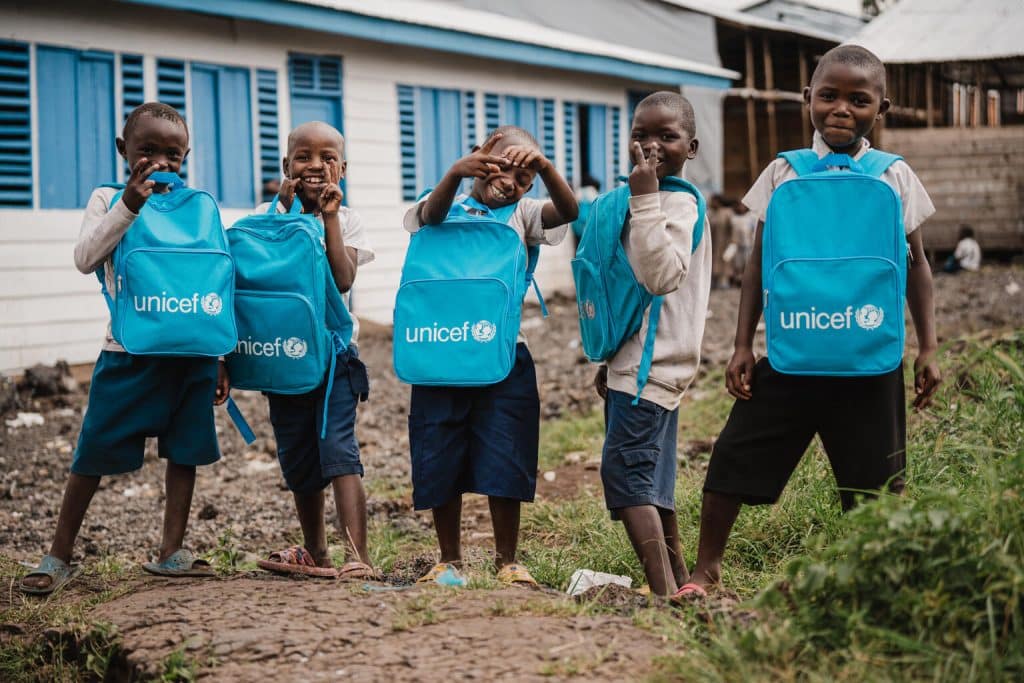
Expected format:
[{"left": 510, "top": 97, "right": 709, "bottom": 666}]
[{"left": 594, "top": 92, "right": 712, "bottom": 597}]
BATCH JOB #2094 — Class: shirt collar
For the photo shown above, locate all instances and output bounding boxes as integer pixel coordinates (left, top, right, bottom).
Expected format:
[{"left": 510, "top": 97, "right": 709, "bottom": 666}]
[{"left": 811, "top": 130, "right": 871, "bottom": 160}]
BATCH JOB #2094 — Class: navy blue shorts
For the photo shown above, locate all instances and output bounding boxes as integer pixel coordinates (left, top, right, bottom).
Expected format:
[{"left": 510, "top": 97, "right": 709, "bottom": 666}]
[
  {"left": 601, "top": 389, "right": 679, "bottom": 519},
  {"left": 267, "top": 345, "right": 369, "bottom": 494},
  {"left": 72, "top": 351, "right": 220, "bottom": 476},
  {"left": 409, "top": 343, "right": 539, "bottom": 510}
]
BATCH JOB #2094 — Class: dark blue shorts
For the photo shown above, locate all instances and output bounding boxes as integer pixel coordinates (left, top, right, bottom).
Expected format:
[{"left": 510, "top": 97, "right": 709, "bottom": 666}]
[
  {"left": 72, "top": 351, "right": 220, "bottom": 476},
  {"left": 409, "top": 343, "right": 539, "bottom": 510},
  {"left": 601, "top": 388, "right": 678, "bottom": 519},
  {"left": 267, "top": 345, "right": 369, "bottom": 494}
]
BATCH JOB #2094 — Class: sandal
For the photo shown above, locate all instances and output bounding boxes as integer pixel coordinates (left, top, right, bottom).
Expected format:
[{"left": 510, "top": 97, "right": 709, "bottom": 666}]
[
  {"left": 496, "top": 563, "right": 538, "bottom": 587},
  {"left": 337, "top": 561, "right": 379, "bottom": 581},
  {"left": 19, "top": 555, "right": 81, "bottom": 596},
  {"left": 670, "top": 582, "right": 708, "bottom": 602},
  {"left": 257, "top": 546, "right": 337, "bottom": 578},
  {"left": 142, "top": 549, "right": 215, "bottom": 577},
  {"left": 417, "top": 562, "right": 467, "bottom": 587}
]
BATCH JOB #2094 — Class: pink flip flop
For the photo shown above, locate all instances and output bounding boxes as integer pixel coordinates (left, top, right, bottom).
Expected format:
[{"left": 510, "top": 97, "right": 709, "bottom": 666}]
[
  {"left": 257, "top": 545, "right": 337, "bottom": 578},
  {"left": 671, "top": 582, "right": 708, "bottom": 601}
]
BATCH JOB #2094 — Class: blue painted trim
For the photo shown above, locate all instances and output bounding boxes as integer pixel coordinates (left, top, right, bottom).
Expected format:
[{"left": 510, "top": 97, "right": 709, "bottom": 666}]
[
  {"left": 611, "top": 105, "right": 621, "bottom": 178},
  {"left": 156, "top": 58, "right": 188, "bottom": 183},
  {"left": 563, "top": 101, "right": 575, "bottom": 187},
  {"left": 397, "top": 84, "right": 416, "bottom": 201},
  {"left": 257, "top": 68, "right": 280, "bottom": 202},
  {"left": 0, "top": 40, "right": 32, "bottom": 207},
  {"left": 118, "top": 0, "right": 733, "bottom": 89}
]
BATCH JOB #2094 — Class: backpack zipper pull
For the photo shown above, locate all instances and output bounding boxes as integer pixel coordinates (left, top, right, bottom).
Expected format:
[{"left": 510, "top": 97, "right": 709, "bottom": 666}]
[
  {"left": 762, "top": 288, "right": 769, "bottom": 308},
  {"left": 117, "top": 275, "right": 122, "bottom": 292}
]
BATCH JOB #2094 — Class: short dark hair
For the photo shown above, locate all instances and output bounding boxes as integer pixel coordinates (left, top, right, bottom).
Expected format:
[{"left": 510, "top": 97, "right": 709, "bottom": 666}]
[
  {"left": 485, "top": 125, "right": 540, "bottom": 149},
  {"left": 812, "top": 44, "right": 887, "bottom": 95},
  {"left": 122, "top": 102, "right": 188, "bottom": 142},
  {"left": 958, "top": 224, "right": 975, "bottom": 239},
  {"left": 634, "top": 91, "right": 696, "bottom": 138}
]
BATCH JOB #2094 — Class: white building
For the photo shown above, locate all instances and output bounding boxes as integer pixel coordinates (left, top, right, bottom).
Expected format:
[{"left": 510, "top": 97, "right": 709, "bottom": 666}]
[{"left": 0, "top": 0, "right": 737, "bottom": 371}]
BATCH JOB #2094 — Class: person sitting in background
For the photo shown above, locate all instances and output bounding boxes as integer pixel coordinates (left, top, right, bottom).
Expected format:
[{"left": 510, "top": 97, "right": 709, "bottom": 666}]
[{"left": 944, "top": 224, "right": 981, "bottom": 273}]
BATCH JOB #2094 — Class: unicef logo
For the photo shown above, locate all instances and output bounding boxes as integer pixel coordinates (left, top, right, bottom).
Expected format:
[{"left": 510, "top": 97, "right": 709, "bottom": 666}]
[
  {"left": 581, "top": 300, "right": 596, "bottom": 320},
  {"left": 855, "top": 304, "right": 884, "bottom": 330},
  {"left": 200, "top": 293, "right": 223, "bottom": 316},
  {"left": 282, "top": 337, "right": 308, "bottom": 359},
  {"left": 471, "top": 320, "right": 497, "bottom": 343}
]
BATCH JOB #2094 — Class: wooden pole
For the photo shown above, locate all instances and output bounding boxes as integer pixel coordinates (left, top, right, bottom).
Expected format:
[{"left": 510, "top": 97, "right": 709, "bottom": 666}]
[
  {"left": 799, "top": 45, "right": 810, "bottom": 145},
  {"left": 745, "top": 32, "right": 759, "bottom": 186},
  {"left": 763, "top": 37, "right": 778, "bottom": 156},
  {"left": 925, "top": 64, "right": 934, "bottom": 127}
]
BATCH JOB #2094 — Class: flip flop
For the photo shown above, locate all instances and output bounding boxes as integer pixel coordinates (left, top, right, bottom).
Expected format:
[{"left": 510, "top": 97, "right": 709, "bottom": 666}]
[
  {"left": 141, "top": 549, "right": 215, "bottom": 577},
  {"left": 671, "top": 582, "right": 708, "bottom": 601},
  {"left": 257, "top": 546, "right": 337, "bottom": 578},
  {"left": 417, "top": 562, "right": 467, "bottom": 587},
  {"left": 337, "top": 561, "right": 379, "bottom": 581},
  {"left": 19, "top": 555, "right": 82, "bottom": 596},
  {"left": 496, "top": 563, "right": 539, "bottom": 587}
]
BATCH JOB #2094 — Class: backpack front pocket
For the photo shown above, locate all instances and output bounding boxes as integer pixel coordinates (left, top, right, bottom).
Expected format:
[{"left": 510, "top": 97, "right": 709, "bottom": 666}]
[
  {"left": 227, "top": 290, "right": 327, "bottom": 394},
  {"left": 571, "top": 257, "right": 614, "bottom": 361},
  {"left": 118, "top": 248, "right": 236, "bottom": 356},
  {"left": 393, "top": 277, "right": 513, "bottom": 386},
  {"left": 765, "top": 256, "right": 903, "bottom": 375}
]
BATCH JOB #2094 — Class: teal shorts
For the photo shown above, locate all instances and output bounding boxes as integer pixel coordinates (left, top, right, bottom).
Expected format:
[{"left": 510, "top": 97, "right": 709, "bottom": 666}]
[{"left": 71, "top": 351, "right": 221, "bottom": 476}]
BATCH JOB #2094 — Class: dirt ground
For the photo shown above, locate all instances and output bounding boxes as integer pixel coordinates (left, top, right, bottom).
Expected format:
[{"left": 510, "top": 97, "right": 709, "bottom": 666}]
[{"left": 1, "top": 265, "right": 1021, "bottom": 679}]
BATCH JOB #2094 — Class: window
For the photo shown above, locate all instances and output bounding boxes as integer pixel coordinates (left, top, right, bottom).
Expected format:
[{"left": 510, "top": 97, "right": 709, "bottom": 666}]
[
  {"left": 289, "top": 54, "right": 343, "bottom": 202},
  {"left": 189, "top": 63, "right": 254, "bottom": 208},
  {"left": 36, "top": 46, "right": 116, "bottom": 209},
  {"left": 397, "top": 85, "right": 475, "bottom": 200},
  {"left": 564, "top": 102, "right": 621, "bottom": 194},
  {"left": 483, "top": 93, "right": 556, "bottom": 197},
  {"left": 0, "top": 41, "right": 31, "bottom": 208}
]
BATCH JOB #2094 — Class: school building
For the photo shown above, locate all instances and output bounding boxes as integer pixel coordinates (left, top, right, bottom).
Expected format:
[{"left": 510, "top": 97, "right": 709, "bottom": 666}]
[{"left": 0, "top": 0, "right": 751, "bottom": 371}]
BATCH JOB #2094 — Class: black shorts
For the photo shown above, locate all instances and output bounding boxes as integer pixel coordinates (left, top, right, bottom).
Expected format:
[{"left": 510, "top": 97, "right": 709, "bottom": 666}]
[{"left": 704, "top": 358, "right": 906, "bottom": 510}]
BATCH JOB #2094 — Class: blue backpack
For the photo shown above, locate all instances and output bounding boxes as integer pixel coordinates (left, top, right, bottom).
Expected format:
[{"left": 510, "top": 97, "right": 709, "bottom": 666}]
[
  {"left": 101, "top": 172, "right": 236, "bottom": 357},
  {"left": 393, "top": 195, "right": 544, "bottom": 386},
  {"left": 225, "top": 197, "right": 354, "bottom": 399},
  {"left": 572, "top": 177, "right": 705, "bottom": 403},
  {"left": 762, "top": 149, "right": 905, "bottom": 376}
]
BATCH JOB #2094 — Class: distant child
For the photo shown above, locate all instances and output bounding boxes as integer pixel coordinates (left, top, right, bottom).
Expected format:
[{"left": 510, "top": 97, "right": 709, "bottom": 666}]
[
  {"left": 944, "top": 224, "right": 981, "bottom": 273},
  {"left": 708, "top": 194, "right": 734, "bottom": 289},
  {"left": 20, "top": 103, "right": 228, "bottom": 594},
  {"left": 681, "top": 45, "right": 941, "bottom": 599},
  {"left": 253, "top": 122, "right": 377, "bottom": 580},
  {"left": 593, "top": 92, "right": 712, "bottom": 596},
  {"left": 728, "top": 201, "right": 757, "bottom": 283},
  {"left": 403, "top": 126, "right": 577, "bottom": 586}
]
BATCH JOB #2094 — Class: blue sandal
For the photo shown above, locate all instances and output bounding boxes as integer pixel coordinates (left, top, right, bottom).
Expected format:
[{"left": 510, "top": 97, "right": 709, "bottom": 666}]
[
  {"left": 141, "top": 549, "right": 214, "bottom": 577},
  {"left": 20, "top": 555, "right": 81, "bottom": 596}
]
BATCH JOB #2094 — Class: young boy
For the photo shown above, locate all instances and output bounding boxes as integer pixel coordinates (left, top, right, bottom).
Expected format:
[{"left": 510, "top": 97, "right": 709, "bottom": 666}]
[
  {"left": 253, "top": 121, "right": 377, "bottom": 580},
  {"left": 403, "top": 126, "right": 577, "bottom": 586},
  {"left": 20, "top": 103, "right": 228, "bottom": 594},
  {"left": 594, "top": 92, "right": 712, "bottom": 597},
  {"left": 944, "top": 224, "right": 981, "bottom": 273},
  {"left": 680, "top": 45, "right": 942, "bottom": 598}
]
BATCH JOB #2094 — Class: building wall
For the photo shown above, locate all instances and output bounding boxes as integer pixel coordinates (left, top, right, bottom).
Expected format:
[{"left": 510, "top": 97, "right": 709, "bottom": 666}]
[
  {"left": 0, "top": 1, "right": 659, "bottom": 371},
  {"left": 884, "top": 126, "right": 1024, "bottom": 251}
]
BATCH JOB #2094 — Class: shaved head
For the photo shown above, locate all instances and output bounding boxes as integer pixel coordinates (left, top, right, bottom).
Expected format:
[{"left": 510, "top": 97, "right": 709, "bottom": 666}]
[
  {"left": 287, "top": 121, "right": 345, "bottom": 156},
  {"left": 812, "top": 44, "right": 887, "bottom": 95},
  {"left": 634, "top": 91, "right": 696, "bottom": 139},
  {"left": 484, "top": 125, "right": 540, "bottom": 150}
]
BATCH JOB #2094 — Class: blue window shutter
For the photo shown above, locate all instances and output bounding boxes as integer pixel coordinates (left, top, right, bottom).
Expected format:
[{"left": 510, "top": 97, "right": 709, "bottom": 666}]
[
  {"left": 541, "top": 99, "right": 555, "bottom": 162},
  {"left": 288, "top": 54, "right": 345, "bottom": 201},
  {"left": 257, "top": 69, "right": 280, "bottom": 202},
  {"left": 121, "top": 54, "right": 144, "bottom": 117},
  {"left": 484, "top": 92, "right": 500, "bottom": 135},
  {"left": 190, "top": 63, "right": 254, "bottom": 207},
  {"left": 563, "top": 101, "right": 575, "bottom": 187},
  {"left": 37, "top": 47, "right": 115, "bottom": 208},
  {"left": 462, "top": 90, "right": 476, "bottom": 153},
  {"left": 414, "top": 87, "right": 462, "bottom": 191},
  {"left": 156, "top": 59, "right": 187, "bottom": 183},
  {"left": 0, "top": 40, "right": 32, "bottom": 207},
  {"left": 587, "top": 104, "right": 608, "bottom": 193},
  {"left": 611, "top": 105, "right": 621, "bottom": 179},
  {"left": 397, "top": 84, "right": 416, "bottom": 201}
]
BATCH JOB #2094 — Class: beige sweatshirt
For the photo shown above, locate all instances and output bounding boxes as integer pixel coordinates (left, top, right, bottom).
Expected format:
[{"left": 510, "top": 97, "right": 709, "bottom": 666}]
[{"left": 605, "top": 190, "right": 713, "bottom": 410}]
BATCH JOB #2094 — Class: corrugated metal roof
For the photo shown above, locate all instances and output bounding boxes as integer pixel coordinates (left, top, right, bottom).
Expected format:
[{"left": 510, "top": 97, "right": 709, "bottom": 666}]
[
  {"left": 659, "top": 0, "right": 850, "bottom": 42},
  {"left": 742, "top": 0, "right": 866, "bottom": 40},
  {"left": 852, "top": 0, "right": 1024, "bottom": 63},
  {"left": 289, "top": 0, "right": 740, "bottom": 80}
]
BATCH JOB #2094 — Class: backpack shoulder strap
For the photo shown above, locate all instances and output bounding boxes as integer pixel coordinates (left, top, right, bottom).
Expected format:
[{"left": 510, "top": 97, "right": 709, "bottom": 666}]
[
  {"left": 857, "top": 149, "right": 903, "bottom": 178},
  {"left": 777, "top": 149, "right": 819, "bottom": 177},
  {"left": 658, "top": 176, "right": 706, "bottom": 254},
  {"left": 490, "top": 200, "right": 518, "bottom": 225}
]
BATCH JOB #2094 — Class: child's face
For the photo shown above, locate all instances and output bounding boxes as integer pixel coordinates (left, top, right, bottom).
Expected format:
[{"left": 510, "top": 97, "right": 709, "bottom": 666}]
[
  {"left": 116, "top": 115, "right": 189, "bottom": 173},
  {"left": 804, "top": 62, "right": 890, "bottom": 153},
  {"left": 472, "top": 138, "right": 536, "bottom": 208},
  {"left": 283, "top": 126, "right": 347, "bottom": 210},
  {"left": 629, "top": 104, "right": 698, "bottom": 179}
]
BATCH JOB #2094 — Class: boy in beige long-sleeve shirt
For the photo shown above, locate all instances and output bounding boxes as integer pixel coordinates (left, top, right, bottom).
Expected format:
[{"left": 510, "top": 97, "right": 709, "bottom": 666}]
[{"left": 594, "top": 92, "right": 712, "bottom": 597}]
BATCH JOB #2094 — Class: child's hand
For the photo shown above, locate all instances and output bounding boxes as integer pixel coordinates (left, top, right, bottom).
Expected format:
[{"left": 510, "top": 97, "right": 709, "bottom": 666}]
[
  {"left": 912, "top": 350, "right": 941, "bottom": 409},
  {"left": 319, "top": 163, "right": 343, "bottom": 216},
  {"left": 121, "top": 157, "right": 167, "bottom": 213},
  {"left": 628, "top": 142, "right": 659, "bottom": 197},
  {"left": 726, "top": 347, "right": 755, "bottom": 400},
  {"left": 278, "top": 177, "right": 302, "bottom": 211},
  {"left": 214, "top": 361, "right": 230, "bottom": 406},
  {"left": 594, "top": 365, "right": 608, "bottom": 400},
  {"left": 451, "top": 133, "right": 508, "bottom": 179},
  {"left": 502, "top": 145, "right": 550, "bottom": 172}
]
